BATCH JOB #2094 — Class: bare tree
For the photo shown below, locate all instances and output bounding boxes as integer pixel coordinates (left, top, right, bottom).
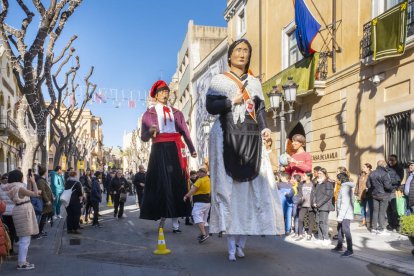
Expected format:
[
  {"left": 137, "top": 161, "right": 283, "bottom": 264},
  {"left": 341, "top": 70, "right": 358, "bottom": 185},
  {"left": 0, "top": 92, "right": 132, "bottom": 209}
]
[
  {"left": 49, "top": 51, "right": 96, "bottom": 168},
  {"left": 0, "top": 0, "right": 83, "bottom": 177}
]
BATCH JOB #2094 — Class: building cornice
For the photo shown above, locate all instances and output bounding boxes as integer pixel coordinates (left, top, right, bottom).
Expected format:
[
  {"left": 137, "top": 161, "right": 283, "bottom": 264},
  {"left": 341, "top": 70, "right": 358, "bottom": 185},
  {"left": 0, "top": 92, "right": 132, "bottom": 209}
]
[{"left": 224, "top": 0, "right": 246, "bottom": 22}]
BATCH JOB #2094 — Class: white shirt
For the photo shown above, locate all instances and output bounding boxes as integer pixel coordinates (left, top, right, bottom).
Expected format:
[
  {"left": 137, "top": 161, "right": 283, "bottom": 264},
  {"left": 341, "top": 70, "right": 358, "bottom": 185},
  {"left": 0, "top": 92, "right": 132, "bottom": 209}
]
[{"left": 155, "top": 103, "right": 177, "bottom": 133}]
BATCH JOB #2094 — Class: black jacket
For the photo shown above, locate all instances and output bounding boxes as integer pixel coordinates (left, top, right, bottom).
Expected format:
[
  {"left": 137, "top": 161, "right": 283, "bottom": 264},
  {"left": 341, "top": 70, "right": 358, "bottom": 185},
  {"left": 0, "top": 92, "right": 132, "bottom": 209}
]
[
  {"left": 312, "top": 180, "right": 334, "bottom": 211},
  {"left": 366, "top": 166, "right": 393, "bottom": 200},
  {"left": 133, "top": 172, "right": 146, "bottom": 192},
  {"left": 110, "top": 176, "right": 129, "bottom": 194},
  {"left": 90, "top": 177, "right": 102, "bottom": 203},
  {"left": 387, "top": 166, "right": 403, "bottom": 192}
]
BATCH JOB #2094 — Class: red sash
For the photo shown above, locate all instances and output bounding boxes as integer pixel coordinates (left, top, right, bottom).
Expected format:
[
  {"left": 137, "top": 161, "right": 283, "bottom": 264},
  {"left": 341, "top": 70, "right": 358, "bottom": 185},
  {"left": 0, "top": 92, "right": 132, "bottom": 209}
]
[
  {"left": 223, "top": 72, "right": 257, "bottom": 122},
  {"left": 153, "top": 133, "right": 188, "bottom": 175}
]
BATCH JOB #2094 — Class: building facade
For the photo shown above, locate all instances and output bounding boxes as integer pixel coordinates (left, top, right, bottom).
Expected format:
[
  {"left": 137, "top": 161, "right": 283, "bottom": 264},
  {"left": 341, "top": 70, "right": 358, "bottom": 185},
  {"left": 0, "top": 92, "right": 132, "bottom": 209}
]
[
  {"left": 192, "top": 38, "right": 228, "bottom": 164},
  {"left": 0, "top": 46, "right": 25, "bottom": 173},
  {"left": 173, "top": 20, "right": 227, "bottom": 169},
  {"left": 225, "top": 0, "right": 414, "bottom": 178}
]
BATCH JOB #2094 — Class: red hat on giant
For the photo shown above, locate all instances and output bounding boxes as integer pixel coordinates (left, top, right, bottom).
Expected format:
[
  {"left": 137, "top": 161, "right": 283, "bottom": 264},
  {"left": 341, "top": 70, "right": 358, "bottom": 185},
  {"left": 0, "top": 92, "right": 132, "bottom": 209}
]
[{"left": 150, "top": 80, "right": 170, "bottom": 98}]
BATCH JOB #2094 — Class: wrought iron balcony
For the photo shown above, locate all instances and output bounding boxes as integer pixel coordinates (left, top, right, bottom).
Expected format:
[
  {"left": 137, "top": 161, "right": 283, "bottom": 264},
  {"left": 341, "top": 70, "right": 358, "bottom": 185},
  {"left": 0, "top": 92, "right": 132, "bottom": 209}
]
[
  {"left": 361, "top": 0, "right": 414, "bottom": 60},
  {"left": 0, "top": 114, "right": 24, "bottom": 143}
]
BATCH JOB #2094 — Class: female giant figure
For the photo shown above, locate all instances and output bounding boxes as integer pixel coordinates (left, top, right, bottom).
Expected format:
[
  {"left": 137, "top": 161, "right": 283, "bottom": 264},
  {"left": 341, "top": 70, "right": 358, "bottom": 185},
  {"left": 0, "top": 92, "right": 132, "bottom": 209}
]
[{"left": 206, "top": 39, "right": 284, "bottom": 261}]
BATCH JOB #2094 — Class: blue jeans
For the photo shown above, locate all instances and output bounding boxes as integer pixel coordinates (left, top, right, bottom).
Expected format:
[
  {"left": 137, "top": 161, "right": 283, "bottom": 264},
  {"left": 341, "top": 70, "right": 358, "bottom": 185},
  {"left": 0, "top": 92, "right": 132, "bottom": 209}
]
[
  {"left": 279, "top": 190, "right": 293, "bottom": 233},
  {"left": 360, "top": 198, "right": 367, "bottom": 219}
]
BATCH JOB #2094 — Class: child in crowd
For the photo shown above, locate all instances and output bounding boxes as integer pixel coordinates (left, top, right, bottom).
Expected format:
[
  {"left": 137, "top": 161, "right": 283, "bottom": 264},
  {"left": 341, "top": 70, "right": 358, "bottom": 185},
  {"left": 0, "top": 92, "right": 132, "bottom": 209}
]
[
  {"left": 184, "top": 167, "right": 211, "bottom": 243},
  {"left": 296, "top": 172, "right": 315, "bottom": 241},
  {"left": 277, "top": 172, "right": 294, "bottom": 236}
]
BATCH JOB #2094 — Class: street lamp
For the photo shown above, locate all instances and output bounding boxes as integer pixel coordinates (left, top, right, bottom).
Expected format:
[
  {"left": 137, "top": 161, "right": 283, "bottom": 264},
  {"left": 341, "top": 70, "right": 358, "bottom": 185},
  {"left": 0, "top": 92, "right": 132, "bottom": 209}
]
[{"left": 268, "top": 77, "right": 298, "bottom": 154}]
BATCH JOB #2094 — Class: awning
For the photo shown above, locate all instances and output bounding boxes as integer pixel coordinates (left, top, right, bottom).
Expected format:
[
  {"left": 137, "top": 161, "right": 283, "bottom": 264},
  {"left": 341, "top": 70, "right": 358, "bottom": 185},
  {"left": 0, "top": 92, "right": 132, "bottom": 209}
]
[
  {"left": 262, "top": 53, "right": 319, "bottom": 109},
  {"left": 371, "top": 1, "right": 408, "bottom": 61}
]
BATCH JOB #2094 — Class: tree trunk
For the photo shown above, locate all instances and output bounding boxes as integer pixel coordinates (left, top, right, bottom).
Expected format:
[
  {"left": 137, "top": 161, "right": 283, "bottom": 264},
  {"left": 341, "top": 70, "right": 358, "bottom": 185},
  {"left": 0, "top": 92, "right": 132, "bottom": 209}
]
[{"left": 16, "top": 97, "right": 39, "bottom": 183}]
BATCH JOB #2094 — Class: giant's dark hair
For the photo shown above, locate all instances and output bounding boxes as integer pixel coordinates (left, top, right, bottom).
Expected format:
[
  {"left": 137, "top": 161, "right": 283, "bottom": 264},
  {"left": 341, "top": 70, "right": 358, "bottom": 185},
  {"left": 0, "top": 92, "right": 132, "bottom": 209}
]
[{"left": 227, "top": 38, "right": 252, "bottom": 74}]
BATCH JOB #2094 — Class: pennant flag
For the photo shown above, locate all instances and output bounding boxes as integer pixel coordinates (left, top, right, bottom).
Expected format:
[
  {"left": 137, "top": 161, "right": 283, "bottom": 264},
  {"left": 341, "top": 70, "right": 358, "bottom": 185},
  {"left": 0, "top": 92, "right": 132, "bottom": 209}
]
[
  {"left": 128, "top": 99, "right": 136, "bottom": 109},
  {"left": 294, "top": 0, "right": 321, "bottom": 57}
]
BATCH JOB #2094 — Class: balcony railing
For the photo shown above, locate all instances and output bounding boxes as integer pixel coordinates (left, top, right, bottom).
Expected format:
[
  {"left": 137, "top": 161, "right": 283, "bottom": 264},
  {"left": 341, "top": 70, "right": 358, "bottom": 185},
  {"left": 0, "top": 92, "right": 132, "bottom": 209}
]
[
  {"left": 0, "top": 115, "right": 18, "bottom": 133},
  {"left": 361, "top": 0, "right": 414, "bottom": 59}
]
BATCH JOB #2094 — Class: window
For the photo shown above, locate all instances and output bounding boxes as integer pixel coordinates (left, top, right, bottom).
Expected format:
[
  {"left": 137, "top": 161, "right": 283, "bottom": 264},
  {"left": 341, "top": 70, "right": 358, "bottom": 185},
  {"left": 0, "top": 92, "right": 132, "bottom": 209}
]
[
  {"left": 282, "top": 21, "right": 303, "bottom": 69},
  {"left": 237, "top": 8, "right": 246, "bottom": 38},
  {"left": 372, "top": 0, "right": 405, "bottom": 17},
  {"left": 288, "top": 31, "right": 302, "bottom": 66},
  {"left": 385, "top": 110, "right": 411, "bottom": 168}
]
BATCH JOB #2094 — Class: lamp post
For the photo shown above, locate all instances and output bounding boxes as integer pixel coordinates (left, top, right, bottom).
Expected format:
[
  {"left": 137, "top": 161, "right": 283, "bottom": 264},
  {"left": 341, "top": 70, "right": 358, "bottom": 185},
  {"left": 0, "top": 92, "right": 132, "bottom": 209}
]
[{"left": 268, "top": 77, "right": 298, "bottom": 154}]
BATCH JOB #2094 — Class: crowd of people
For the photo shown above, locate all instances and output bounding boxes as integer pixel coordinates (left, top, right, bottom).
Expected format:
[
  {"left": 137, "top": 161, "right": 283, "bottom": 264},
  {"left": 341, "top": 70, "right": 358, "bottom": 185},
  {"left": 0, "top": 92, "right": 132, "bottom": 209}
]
[{"left": 0, "top": 165, "right": 140, "bottom": 270}]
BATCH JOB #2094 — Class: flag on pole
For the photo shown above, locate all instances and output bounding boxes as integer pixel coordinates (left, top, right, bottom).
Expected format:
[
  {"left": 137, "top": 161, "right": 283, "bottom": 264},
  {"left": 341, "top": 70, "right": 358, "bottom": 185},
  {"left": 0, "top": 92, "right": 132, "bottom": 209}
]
[{"left": 294, "top": 0, "right": 321, "bottom": 57}]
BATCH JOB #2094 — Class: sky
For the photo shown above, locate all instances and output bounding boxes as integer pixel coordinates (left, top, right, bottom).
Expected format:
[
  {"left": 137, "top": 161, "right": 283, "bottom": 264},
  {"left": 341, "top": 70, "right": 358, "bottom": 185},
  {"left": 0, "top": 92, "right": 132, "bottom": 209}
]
[{"left": 7, "top": 0, "right": 227, "bottom": 147}]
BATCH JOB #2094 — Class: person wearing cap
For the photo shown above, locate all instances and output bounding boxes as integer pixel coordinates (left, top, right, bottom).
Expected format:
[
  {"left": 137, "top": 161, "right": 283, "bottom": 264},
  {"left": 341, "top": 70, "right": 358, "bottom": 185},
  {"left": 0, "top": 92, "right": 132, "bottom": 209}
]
[
  {"left": 140, "top": 80, "right": 197, "bottom": 233},
  {"left": 184, "top": 167, "right": 210, "bottom": 243},
  {"left": 404, "top": 160, "right": 414, "bottom": 214},
  {"left": 206, "top": 38, "right": 284, "bottom": 261}
]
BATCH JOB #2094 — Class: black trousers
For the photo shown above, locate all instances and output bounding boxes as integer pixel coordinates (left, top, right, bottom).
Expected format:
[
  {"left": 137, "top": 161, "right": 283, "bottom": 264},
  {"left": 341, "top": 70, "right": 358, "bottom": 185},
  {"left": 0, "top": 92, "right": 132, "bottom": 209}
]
[
  {"left": 66, "top": 203, "right": 81, "bottom": 231},
  {"left": 318, "top": 211, "right": 330, "bottom": 240},
  {"left": 337, "top": 219, "right": 353, "bottom": 251},
  {"left": 113, "top": 194, "right": 125, "bottom": 218},
  {"left": 39, "top": 212, "right": 52, "bottom": 233},
  {"left": 91, "top": 201, "right": 100, "bottom": 225},
  {"left": 298, "top": 207, "right": 315, "bottom": 236},
  {"left": 372, "top": 198, "right": 387, "bottom": 231},
  {"left": 386, "top": 196, "right": 399, "bottom": 229},
  {"left": 84, "top": 194, "right": 92, "bottom": 220},
  {"left": 137, "top": 190, "right": 144, "bottom": 209}
]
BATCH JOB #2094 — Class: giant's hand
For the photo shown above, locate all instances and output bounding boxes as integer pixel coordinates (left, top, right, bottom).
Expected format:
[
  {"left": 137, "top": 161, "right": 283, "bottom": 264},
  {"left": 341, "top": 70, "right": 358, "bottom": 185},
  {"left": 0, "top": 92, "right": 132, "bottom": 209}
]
[
  {"left": 149, "top": 125, "right": 157, "bottom": 138},
  {"left": 261, "top": 128, "right": 271, "bottom": 142},
  {"left": 232, "top": 93, "right": 244, "bottom": 105}
]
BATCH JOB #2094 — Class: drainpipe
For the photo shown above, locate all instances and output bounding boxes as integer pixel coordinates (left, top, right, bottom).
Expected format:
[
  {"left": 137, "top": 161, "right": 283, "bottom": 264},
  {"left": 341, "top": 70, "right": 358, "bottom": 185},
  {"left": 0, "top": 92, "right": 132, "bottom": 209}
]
[
  {"left": 259, "top": 0, "right": 262, "bottom": 78},
  {"left": 332, "top": 0, "right": 337, "bottom": 73}
]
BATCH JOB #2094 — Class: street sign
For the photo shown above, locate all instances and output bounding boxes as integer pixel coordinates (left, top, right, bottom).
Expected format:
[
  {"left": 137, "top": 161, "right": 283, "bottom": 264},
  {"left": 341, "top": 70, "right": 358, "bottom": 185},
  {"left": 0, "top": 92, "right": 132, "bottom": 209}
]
[
  {"left": 61, "top": 155, "right": 67, "bottom": 171},
  {"left": 78, "top": 160, "right": 85, "bottom": 170}
]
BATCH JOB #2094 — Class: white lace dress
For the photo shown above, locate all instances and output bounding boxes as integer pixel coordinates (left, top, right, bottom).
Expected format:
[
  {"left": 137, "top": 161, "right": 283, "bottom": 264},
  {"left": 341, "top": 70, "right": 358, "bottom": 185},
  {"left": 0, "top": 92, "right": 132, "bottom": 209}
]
[{"left": 207, "top": 74, "right": 285, "bottom": 235}]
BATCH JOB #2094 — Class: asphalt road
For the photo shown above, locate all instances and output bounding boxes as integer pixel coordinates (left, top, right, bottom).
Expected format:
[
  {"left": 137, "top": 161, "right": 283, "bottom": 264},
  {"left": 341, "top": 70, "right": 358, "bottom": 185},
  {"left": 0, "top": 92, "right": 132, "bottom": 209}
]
[{"left": 0, "top": 196, "right": 407, "bottom": 276}]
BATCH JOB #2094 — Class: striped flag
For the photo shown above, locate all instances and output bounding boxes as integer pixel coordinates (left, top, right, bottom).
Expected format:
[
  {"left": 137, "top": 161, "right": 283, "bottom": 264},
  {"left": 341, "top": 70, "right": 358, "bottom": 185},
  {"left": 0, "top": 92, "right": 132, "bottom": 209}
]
[{"left": 294, "top": 0, "right": 321, "bottom": 57}]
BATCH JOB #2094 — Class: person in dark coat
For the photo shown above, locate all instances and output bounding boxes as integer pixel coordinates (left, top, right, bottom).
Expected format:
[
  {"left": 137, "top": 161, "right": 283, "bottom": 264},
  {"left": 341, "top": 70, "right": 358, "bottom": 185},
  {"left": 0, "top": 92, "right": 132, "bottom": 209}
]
[
  {"left": 65, "top": 171, "right": 83, "bottom": 234},
  {"left": 404, "top": 160, "right": 414, "bottom": 214},
  {"left": 312, "top": 168, "right": 334, "bottom": 246},
  {"left": 140, "top": 80, "right": 197, "bottom": 232},
  {"left": 104, "top": 171, "right": 115, "bottom": 203},
  {"left": 133, "top": 165, "right": 146, "bottom": 208},
  {"left": 36, "top": 165, "right": 54, "bottom": 238},
  {"left": 366, "top": 160, "right": 393, "bottom": 235},
  {"left": 386, "top": 154, "right": 404, "bottom": 231},
  {"left": 80, "top": 169, "right": 93, "bottom": 223},
  {"left": 90, "top": 171, "right": 102, "bottom": 227},
  {"left": 110, "top": 170, "right": 129, "bottom": 219}
]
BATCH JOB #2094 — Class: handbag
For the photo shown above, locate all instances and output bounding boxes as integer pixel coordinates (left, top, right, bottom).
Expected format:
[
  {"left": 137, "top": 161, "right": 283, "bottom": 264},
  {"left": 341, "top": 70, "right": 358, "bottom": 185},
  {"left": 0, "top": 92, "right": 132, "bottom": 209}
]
[
  {"left": 61, "top": 183, "right": 77, "bottom": 207},
  {"left": 31, "top": 197, "right": 43, "bottom": 215},
  {"left": 353, "top": 199, "right": 362, "bottom": 215},
  {"left": 396, "top": 191, "right": 406, "bottom": 216},
  {"left": 119, "top": 192, "right": 127, "bottom": 203}
]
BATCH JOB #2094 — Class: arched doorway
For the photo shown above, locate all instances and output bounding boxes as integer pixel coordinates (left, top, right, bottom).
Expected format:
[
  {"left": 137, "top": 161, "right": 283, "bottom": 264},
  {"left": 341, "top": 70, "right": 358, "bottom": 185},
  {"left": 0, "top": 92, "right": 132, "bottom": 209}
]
[{"left": 287, "top": 122, "right": 306, "bottom": 155}]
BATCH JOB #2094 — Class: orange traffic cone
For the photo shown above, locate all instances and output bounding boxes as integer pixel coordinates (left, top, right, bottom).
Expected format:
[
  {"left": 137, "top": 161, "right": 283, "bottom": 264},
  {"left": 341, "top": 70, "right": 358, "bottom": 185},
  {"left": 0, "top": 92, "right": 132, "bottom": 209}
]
[
  {"left": 153, "top": 228, "right": 171, "bottom": 255},
  {"left": 107, "top": 195, "right": 113, "bottom": 207}
]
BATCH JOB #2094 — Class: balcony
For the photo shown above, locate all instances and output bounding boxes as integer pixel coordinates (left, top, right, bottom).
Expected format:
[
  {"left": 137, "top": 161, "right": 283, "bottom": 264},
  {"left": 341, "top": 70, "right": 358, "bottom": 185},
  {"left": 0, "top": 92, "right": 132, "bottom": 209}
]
[
  {"left": 361, "top": 0, "right": 413, "bottom": 62},
  {"left": 0, "top": 114, "right": 24, "bottom": 144}
]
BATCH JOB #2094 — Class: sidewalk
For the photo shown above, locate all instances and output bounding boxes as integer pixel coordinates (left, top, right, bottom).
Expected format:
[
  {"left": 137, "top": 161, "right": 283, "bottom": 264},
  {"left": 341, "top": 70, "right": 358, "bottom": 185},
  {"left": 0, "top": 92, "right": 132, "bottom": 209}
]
[{"left": 284, "top": 217, "right": 414, "bottom": 275}]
